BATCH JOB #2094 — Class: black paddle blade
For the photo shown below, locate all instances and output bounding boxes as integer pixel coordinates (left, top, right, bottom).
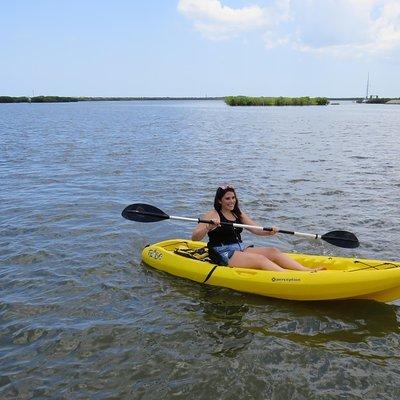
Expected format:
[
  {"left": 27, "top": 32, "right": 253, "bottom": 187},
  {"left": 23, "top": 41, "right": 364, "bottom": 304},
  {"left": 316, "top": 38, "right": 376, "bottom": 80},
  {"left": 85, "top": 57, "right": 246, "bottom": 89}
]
[
  {"left": 321, "top": 230, "right": 360, "bottom": 248},
  {"left": 121, "top": 203, "right": 169, "bottom": 223}
]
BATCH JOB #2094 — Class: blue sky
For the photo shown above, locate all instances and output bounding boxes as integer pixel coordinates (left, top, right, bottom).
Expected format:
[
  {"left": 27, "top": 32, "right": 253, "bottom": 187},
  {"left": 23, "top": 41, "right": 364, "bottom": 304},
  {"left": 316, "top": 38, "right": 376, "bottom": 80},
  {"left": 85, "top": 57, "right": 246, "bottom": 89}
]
[{"left": 1, "top": 0, "right": 399, "bottom": 97}]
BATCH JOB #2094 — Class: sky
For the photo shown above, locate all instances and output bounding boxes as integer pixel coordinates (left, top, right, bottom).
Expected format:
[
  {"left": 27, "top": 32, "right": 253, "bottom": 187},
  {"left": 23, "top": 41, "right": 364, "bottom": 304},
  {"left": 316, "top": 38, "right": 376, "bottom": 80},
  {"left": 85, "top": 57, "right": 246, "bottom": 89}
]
[{"left": 1, "top": 0, "right": 399, "bottom": 98}]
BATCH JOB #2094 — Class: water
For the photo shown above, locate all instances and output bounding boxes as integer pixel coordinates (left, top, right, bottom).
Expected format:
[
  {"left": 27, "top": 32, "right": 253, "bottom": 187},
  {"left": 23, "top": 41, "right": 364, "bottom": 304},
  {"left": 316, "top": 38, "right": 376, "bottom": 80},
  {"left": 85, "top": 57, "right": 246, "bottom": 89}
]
[{"left": 1, "top": 100, "right": 400, "bottom": 399}]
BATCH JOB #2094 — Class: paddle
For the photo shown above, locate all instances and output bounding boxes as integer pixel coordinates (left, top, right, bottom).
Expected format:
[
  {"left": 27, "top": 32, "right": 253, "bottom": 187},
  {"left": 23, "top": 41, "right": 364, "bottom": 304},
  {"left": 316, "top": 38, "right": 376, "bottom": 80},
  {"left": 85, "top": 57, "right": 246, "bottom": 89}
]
[{"left": 121, "top": 203, "right": 360, "bottom": 249}]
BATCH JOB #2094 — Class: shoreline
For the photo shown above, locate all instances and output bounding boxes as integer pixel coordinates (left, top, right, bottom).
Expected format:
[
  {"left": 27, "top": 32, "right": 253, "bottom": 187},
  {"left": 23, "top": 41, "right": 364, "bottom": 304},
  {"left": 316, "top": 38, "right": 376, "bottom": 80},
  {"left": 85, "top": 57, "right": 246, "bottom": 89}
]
[
  {"left": 0, "top": 96, "right": 224, "bottom": 103},
  {"left": 225, "top": 96, "right": 329, "bottom": 106},
  {"left": 0, "top": 95, "right": 398, "bottom": 104}
]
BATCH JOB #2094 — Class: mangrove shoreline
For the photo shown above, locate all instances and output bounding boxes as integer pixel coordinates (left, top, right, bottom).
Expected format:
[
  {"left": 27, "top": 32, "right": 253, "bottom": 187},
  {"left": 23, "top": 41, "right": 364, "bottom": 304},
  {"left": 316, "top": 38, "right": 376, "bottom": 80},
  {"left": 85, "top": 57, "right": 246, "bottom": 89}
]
[
  {"left": 225, "top": 96, "right": 329, "bottom": 106},
  {"left": 0, "top": 96, "right": 223, "bottom": 104}
]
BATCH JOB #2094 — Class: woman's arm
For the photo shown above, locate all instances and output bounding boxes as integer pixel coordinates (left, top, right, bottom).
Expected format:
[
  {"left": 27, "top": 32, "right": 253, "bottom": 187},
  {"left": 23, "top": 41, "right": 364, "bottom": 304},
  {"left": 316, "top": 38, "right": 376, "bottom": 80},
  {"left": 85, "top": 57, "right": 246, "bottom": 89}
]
[
  {"left": 240, "top": 211, "right": 277, "bottom": 236},
  {"left": 191, "top": 210, "right": 220, "bottom": 241}
]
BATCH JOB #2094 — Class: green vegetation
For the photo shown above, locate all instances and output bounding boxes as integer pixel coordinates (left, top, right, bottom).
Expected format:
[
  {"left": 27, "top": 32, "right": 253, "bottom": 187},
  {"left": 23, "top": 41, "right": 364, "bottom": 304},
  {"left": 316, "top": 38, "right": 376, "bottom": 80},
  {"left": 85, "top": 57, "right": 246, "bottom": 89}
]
[
  {"left": 0, "top": 96, "right": 30, "bottom": 103},
  {"left": 77, "top": 97, "right": 223, "bottom": 101},
  {"left": 31, "top": 96, "right": 79, "bottom": 103},
  {"left": 0, "top": 96, "right": 223, "bottom": 103},
  {"left": 0, "top": 96, "right": 78, "bottom": 103},
  {"left": 225, "top": 96, "right": 329, "bottom": 106}
]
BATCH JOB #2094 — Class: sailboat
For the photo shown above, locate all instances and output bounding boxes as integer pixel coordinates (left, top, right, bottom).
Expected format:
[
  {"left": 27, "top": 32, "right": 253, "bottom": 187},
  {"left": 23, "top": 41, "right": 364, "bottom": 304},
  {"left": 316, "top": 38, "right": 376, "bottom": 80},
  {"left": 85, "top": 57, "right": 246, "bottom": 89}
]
[{"left": 362, "top": 73, "right": 370, "bottom": 103}]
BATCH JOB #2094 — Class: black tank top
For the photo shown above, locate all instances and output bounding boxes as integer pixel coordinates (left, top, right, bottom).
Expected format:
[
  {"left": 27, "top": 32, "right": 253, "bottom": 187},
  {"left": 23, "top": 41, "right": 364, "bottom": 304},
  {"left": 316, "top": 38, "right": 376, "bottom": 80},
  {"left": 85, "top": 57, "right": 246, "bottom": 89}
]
[{"left": 207, "top": 210, "right": 243, "bottom": 246}]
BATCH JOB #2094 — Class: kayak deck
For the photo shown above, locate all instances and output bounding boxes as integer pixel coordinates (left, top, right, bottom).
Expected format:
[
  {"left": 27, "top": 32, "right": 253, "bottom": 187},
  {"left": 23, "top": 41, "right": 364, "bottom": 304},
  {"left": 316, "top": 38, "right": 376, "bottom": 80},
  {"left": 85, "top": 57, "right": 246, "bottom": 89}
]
[{"left": 141, "top": 239, "right": 400, "bottom": 303}]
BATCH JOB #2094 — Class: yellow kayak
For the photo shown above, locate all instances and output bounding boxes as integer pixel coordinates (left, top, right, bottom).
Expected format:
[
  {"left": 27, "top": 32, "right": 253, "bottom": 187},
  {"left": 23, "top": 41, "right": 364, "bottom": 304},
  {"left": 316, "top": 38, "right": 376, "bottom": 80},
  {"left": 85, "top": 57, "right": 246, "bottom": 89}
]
[{"left": 142, "top": 239, "right": 400, "bottom": 303}]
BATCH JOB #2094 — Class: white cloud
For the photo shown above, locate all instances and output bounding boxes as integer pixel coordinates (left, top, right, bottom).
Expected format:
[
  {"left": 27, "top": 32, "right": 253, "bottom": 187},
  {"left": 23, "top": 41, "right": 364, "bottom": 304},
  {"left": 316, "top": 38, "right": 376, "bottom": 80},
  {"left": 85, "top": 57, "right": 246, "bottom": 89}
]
[
  {"left": 177, "top": 0, "right": 400, "bottom": 57},
  {"left": 177, "top": 0, "right": 291, "bottom": 40},
  {"left": 290, "top": 0, "right": 400, "bottom": 57}
]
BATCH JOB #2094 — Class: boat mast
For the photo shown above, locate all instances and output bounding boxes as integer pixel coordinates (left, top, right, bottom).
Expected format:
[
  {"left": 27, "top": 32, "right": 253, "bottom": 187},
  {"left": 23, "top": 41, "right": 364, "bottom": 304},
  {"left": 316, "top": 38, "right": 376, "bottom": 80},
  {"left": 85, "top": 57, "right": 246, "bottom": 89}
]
[{"left": 365, "top": 72, "right": 369, "bottom": 100}]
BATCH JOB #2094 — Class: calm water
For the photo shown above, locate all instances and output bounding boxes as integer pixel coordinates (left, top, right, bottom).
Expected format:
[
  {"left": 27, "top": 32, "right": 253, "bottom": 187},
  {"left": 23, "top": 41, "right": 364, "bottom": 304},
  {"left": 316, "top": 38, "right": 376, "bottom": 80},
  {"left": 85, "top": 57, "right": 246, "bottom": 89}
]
[{"left": 1, "top": 100, "right": 400, "bottom": 399}]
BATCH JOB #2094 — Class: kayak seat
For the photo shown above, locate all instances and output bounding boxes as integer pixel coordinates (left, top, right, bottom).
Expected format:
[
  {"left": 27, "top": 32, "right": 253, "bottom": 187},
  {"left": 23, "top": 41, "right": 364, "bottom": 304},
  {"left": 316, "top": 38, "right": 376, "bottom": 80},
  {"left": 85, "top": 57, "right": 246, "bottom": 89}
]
[{"left": 174, "top": 246, "right": 212, "bottom": 263}]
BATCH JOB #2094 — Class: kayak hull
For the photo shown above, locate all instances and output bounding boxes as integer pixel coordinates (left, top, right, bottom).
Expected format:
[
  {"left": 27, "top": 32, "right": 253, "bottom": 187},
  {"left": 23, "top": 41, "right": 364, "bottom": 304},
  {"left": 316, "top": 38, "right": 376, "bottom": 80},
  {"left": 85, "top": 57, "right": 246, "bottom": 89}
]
[{"left": 141, "top": 239, "right": 400, "bottom": 303}]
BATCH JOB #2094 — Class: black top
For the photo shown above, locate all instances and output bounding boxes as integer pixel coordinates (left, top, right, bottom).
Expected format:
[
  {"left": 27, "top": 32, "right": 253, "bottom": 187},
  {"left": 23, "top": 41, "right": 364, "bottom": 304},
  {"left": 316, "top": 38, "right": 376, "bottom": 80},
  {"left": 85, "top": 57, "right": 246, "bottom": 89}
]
[{"left": 207, "top": 210, "right": 243, "bottom": 246}]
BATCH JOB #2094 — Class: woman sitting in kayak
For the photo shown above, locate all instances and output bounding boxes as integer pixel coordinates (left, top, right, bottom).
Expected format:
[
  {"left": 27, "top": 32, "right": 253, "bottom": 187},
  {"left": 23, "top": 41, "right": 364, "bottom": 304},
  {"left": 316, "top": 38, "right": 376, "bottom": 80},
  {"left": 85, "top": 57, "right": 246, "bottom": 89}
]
[{"left": 191, "top": 185, "right": 324, "bottom": 272}]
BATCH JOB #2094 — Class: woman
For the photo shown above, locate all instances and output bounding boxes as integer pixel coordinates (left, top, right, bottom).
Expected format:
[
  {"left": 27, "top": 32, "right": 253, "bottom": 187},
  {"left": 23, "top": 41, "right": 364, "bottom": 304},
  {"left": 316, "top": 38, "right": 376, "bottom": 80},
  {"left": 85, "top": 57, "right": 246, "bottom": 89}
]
[{"left": 191, "top": 185, "right": 323, "bottom": 272}]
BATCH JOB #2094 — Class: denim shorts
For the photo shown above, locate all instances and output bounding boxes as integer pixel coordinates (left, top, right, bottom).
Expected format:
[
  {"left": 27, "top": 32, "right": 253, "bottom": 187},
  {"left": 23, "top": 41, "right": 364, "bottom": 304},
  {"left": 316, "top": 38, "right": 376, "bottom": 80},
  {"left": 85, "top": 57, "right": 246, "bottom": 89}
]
[{"left": 209, "top": 242, "right": 244, "bottom": 265}]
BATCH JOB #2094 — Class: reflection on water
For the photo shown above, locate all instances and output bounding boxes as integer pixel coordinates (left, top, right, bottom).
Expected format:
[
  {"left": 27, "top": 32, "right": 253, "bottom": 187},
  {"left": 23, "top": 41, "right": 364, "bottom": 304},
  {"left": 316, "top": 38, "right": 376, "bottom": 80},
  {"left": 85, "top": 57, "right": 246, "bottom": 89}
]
[
  {"left": 148, "top": 263, "right": 400, "bottom": 365},
  {"left": 195, "top": 287, "right": 253, "bottom": 357},
  {"left": 249, "top": 299, "right": 400, "bottom": 352}
]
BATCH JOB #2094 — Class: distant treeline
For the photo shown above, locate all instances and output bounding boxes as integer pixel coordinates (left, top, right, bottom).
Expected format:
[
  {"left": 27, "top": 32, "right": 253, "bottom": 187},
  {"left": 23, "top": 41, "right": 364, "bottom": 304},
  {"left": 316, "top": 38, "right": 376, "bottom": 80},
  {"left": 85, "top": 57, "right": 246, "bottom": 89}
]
[
  {"left": 0, "top": 96, "right": 223, "bottom": 103},
  {"left": 225, "top": 96, "right": 329, "bottom": 106},
  {"left": 0, "top": 96, "right": 78, "bottom": 103},
  {"left": 79, "top": 97, "right": 224, "bottom": 101},
  {"left": 3, "top": 95, "right": 396, "bottom": 105}
]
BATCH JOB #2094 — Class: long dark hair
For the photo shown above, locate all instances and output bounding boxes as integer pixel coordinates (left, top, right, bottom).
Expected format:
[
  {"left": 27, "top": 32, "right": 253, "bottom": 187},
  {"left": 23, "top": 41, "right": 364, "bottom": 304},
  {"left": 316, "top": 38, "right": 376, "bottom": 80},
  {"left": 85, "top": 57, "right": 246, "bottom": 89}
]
[{"left": 213, "top": 186, "right": 242, "bottom": 217}]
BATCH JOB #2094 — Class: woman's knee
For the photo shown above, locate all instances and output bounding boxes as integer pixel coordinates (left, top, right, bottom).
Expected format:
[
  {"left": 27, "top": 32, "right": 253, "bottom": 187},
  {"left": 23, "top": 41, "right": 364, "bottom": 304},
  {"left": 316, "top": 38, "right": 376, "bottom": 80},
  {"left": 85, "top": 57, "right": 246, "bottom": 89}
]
[
  {"left": 252, "top": 253, "right": 270, "bottom": 267},
  {"left": 253, "top": 246, "right": 282, "bottom": 259},
  {"left": 266, "top": 246, "right": 283, "bottom": 258}
]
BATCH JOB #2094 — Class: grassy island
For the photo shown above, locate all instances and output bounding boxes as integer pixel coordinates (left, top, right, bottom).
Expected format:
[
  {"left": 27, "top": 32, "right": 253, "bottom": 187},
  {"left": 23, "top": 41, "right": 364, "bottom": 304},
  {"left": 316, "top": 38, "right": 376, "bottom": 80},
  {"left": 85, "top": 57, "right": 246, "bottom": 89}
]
[{"left": 225, "top": 96, "right": 329, "bottom": 106}]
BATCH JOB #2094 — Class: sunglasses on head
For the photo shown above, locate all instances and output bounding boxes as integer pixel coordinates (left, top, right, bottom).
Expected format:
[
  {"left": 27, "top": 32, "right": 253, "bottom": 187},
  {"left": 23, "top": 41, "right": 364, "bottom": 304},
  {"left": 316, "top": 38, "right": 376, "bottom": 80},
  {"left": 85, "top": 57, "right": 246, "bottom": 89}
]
[{"left": 219, "top": 185, "right": 234, "bottom": 190}]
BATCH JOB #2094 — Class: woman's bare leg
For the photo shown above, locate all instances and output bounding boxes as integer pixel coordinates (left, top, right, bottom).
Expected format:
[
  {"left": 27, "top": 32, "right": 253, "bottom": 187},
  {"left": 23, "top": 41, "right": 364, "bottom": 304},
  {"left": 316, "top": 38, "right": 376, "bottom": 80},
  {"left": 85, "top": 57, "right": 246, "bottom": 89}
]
[
  {"left": 245, "top": 247, "right": 323, "bottom": 271},
  {"left": 229, "top": 251, "right": 285, "bottom": 271}
]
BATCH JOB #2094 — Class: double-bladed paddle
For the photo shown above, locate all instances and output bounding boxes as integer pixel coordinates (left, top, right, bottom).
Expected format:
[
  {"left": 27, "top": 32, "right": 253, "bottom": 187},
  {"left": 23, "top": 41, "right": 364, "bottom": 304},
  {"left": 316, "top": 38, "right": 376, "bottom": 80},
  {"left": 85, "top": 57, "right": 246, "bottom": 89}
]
[{"left": 121, "top": 203, "right": 360, "bottom": 249}]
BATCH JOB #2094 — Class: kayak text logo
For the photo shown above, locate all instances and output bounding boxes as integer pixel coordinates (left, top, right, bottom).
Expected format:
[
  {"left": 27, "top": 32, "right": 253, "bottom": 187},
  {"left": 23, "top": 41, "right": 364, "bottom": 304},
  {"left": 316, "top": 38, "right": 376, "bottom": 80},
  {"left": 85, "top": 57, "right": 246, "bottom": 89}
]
[
  {"left": 271, "top": 277, "right": 301, "bottom": 283},
  {"left": 148, "top": 249, "right": 163, "bottom": 260}
]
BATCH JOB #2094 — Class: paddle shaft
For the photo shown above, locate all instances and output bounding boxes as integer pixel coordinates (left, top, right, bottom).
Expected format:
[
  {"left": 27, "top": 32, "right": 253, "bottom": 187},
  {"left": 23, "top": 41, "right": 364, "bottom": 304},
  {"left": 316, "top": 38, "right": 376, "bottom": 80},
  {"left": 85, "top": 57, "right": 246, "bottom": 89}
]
[{"left": 127, "top": 209, "right": 320, "bottom": 239}]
